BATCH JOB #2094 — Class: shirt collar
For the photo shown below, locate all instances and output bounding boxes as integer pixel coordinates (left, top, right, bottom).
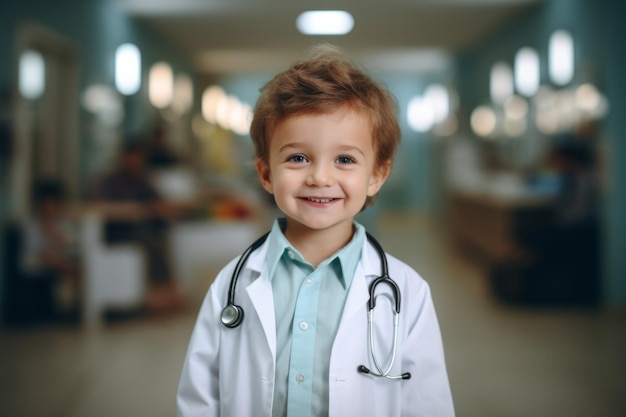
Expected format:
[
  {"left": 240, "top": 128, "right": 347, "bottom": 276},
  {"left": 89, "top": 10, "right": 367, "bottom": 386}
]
[{"left": 264, "top": 218, "right": 366, "bottom": 289}]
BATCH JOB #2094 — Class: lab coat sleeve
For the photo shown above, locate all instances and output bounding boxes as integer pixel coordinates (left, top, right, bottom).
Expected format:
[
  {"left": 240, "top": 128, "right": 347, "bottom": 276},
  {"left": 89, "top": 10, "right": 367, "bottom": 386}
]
[
  {"left": 177, "top": 265, "right": 231, "bottom": 417},
  {"left": 402, "top": 277, "right": 455, "bottom": 417}
]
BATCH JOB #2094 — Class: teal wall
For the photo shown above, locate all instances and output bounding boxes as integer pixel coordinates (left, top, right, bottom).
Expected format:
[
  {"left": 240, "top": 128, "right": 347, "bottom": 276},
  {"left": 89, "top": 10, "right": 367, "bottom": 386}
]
[
  {"left": 456, "top": 0, "right": 625, "bottom": 306},
  {"left": 603, "top": 0, "right": 626, "bottom": 306}
]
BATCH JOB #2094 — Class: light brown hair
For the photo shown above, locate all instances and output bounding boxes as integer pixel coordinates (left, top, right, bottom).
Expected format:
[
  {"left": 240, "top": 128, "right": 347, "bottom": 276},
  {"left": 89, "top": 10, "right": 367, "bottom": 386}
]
[{"left": 250, "top": 45, "right": 401, "bottom": 173}]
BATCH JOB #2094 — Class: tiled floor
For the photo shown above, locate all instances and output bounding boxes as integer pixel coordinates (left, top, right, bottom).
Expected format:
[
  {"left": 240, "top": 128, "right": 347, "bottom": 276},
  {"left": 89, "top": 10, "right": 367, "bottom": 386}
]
[{"left": 1, "top": 212, "right": 624, "bottom": 417}]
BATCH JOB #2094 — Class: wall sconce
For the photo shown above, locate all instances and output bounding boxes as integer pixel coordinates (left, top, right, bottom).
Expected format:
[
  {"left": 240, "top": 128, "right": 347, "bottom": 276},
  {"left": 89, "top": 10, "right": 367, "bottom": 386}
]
[
  {"left": 115, "top": 43, "right": 141, "bottom": 95},
  {"left": 149, "top": 61, "right": 174, "bottom": 109},
  {"left": 476, "top": 31, "right": 607, "bottom": 141},
  {"left": 202, "top": 85, "right": 226, "bottom": 124},
  {"left": 202, "top": 85, "right": 252, "bottom": 135},
  {"left": 172, "top": 73, "right": 193, "bottom": 115},
  {"left": 19, "top": 49, "right": 45, "bottom": 100}
]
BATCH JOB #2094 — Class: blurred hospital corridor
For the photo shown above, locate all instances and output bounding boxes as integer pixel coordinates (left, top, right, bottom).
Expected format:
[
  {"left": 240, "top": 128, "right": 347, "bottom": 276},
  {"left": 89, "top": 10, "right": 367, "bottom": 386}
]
[
  {"left": 1, "top": 211, "right": 624, "bottom": 417},
  {"left": 2, "top": 0, "right": 626, "bottom": 416}
]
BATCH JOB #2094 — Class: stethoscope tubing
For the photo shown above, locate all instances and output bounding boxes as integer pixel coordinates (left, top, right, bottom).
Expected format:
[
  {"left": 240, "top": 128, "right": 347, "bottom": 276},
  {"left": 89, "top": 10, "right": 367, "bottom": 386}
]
[
  {"left": 368, "top": 295, "right": 400, "bottom": 377},
  {"left": 221, "top": 232, "right": 269, "bottom": 328}
]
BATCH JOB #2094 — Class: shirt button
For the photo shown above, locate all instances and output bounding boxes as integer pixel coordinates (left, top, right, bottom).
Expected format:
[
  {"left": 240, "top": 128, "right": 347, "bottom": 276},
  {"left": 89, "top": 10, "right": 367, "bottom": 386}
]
[
  {"left": 296, "top": 374, "right": 305, "bottom": 383},
  {"left": 287, "top": 250, "right": 295, "bottom": 260},
  {"left": 299, "top": 321, "right": 309, "bottom": 331},
  {"left": 306, "top": 278, "right": 313, "bottom": 287}
]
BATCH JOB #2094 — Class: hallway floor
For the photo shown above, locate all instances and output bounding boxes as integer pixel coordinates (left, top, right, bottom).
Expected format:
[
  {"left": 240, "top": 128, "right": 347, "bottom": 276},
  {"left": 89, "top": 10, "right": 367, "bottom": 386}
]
[{"left": 1, "top": 212, "right": 624, "bottom": 417}]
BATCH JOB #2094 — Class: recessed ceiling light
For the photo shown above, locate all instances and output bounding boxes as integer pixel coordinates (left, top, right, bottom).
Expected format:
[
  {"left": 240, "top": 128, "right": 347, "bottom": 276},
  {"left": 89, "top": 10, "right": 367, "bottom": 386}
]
[
  {"left": 549, "top": 30, "right": 574, "bottom": 86},
  {"left": 296, "top": 10, "right": 354, "bottom": 35},
  {"left": 115, "top": 43, "right": 141, "bottom": 95}
]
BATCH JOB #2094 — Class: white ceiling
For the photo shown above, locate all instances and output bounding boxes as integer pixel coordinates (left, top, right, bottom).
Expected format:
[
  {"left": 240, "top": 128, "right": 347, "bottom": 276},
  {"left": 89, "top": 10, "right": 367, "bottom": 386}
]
[{"left": 115, "top": 0, "right": 541, "bottom": 76}]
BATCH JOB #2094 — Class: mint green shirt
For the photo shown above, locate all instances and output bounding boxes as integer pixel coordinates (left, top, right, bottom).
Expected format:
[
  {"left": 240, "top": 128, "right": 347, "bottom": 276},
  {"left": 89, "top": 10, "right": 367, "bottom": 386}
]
[{"left": 265, "top": 219, "right": 365, "bottom": 417}]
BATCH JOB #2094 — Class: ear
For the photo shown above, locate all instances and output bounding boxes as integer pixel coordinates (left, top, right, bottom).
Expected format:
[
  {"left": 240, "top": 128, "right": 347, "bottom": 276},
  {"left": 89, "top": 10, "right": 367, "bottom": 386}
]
[
  {"left": 256, "top": 159, "right": 274, "bottom": 194},
  {"left": 367, "top": 161, "right": 391, "bottom": 197}
]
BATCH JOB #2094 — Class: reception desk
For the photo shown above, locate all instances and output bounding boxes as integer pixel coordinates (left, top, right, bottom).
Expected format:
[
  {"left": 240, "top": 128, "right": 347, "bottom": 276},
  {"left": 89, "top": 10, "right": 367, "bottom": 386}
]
[{"left": 447, "top": 190, "right": 553, "bottom": 263}]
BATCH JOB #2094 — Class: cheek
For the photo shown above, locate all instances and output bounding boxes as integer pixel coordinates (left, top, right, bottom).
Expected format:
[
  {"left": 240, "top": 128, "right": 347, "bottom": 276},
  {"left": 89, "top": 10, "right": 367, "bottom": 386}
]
[
  {"left": 343, "top": 173, "right": 371, "bottom": 198},
  {"left": 272, "top": 170, "right": 299, "bottom": 194}
]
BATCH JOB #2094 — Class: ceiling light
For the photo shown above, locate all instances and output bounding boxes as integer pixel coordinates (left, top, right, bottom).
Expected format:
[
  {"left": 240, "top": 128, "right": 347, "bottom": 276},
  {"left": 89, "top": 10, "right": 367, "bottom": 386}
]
[
  {"left": 514, "top": 47, "right": 540, "bottom": 97},
  {"left": 115, "top": 43, "right": 141, "bottom": 95},
  {"left": 296, "top": 11, "right": 354, "bottom": 35},
  {"left": 549, "top": 30, "right": 574, "bottom": 86}
]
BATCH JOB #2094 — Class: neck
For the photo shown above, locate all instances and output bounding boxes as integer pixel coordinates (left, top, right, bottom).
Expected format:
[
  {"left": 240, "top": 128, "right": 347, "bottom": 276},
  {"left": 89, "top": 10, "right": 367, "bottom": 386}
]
[{"left": 284, "top": 221, "right": 354, "bottom": 268}]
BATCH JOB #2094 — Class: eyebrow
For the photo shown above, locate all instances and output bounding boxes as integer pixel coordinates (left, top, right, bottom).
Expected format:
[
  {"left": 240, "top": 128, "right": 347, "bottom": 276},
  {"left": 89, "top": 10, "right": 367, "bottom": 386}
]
[
  {"left": 278, "top": 142, "right": 366, "bottom": 157},
  {"left": 337, "top": 145, "right": 366, "bottom": 157},
  {"left": 278, "top": 142, "right": 306, "bottom": 154}
]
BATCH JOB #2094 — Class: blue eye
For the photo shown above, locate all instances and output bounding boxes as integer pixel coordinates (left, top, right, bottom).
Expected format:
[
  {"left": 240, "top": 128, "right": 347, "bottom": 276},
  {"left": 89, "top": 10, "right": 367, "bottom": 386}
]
[
  {"left": 288, "top": 154, "right": 308, "bottom": 163},
  {"left": 337, "top": 156, "right": 355, "bottom": 165}
]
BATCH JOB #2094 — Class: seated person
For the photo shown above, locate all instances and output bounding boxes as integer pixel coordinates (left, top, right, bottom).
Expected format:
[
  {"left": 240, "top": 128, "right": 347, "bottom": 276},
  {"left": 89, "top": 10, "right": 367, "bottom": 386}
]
[
  {"left": 145, "top": 126, "right": 180, "bottom": 170},
  {"left": 491, "top": 135, "right": 600, "bottom": 305},
  {"left": 20, "top": 178, "right": 80, "bottom": 320},
  {"left": 91, "top": 141, "right": 186, "bottom": 312}
]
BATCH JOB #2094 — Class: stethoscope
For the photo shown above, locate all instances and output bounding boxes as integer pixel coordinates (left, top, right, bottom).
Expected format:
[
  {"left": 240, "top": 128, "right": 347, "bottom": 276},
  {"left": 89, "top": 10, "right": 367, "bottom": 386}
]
[{"left": 220, "top": 230, "right": 411, "bottom": 381}]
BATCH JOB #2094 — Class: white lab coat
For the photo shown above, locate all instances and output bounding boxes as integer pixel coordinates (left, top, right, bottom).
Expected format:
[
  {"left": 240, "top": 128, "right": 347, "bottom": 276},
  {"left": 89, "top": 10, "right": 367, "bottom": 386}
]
[{"left": 177, "top": 237, "right": 455, "bottom": 417}]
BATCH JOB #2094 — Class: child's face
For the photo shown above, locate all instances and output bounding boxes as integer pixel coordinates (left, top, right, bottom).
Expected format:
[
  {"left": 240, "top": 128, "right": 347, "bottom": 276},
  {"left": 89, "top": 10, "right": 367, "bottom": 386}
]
[{"left": 256, "top": 108, "right": 389, "bottom": 240}]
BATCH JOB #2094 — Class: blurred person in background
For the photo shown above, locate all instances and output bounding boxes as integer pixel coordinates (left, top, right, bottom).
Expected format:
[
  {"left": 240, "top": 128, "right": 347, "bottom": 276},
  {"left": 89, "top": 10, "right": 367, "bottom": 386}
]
[
  {"left": 19, "top": 178, "right": 81, "bottom": 322},
  {"left": 491, "top": 123, "right": 600, "bottom": 306},
  {"left": 145, "top": 125, "right": 181, "bottom": 171},
  {"left": 92, "top": 140, "right": 186, "bottom": 313}
]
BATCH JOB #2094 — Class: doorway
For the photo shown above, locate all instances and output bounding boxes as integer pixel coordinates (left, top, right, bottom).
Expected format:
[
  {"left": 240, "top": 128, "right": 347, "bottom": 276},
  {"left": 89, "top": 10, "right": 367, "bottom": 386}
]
[{"left": 11, "top": 22, "right": 80, "bottom": 218}]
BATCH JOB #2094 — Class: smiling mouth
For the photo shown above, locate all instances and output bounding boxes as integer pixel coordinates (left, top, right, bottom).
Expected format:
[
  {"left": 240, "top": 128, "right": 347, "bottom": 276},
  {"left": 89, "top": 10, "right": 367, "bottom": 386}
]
[{"left": 303, "top": 197, "right": 336, "bottom": 203}]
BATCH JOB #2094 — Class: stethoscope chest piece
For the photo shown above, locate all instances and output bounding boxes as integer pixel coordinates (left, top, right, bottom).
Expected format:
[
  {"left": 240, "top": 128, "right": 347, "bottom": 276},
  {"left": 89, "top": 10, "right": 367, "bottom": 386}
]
[
  {"left": 221, "top": 304, "right": 244, "bottom": 328},
  {"left": 221, "top": 232, "right": 269, "bottom": 329}
]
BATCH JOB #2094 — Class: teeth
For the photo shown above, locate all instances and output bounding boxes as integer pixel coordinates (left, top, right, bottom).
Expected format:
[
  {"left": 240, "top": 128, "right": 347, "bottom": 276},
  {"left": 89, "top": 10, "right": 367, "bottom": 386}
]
[{"left": 307, "top": 197, "right": 333, "bottom": 203}]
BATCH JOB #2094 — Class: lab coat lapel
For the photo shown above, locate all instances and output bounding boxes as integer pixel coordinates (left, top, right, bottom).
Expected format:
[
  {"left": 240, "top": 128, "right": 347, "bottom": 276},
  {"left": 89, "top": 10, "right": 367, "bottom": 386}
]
[{"left": 245, "top": 246, "right": 277, "bottom": 358}]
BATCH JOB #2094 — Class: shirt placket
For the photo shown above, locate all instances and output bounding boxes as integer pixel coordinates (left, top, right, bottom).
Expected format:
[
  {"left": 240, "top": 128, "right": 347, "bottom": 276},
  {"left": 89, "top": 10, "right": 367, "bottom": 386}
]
[{"left": 286, "top": 269, "right": 320, "bottom": 417}]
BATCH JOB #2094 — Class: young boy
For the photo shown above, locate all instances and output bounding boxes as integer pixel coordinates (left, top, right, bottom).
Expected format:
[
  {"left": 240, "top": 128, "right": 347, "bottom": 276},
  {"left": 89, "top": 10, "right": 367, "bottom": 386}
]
[{"left": 177, "top": 46, "right": 455, "bottom": 417}]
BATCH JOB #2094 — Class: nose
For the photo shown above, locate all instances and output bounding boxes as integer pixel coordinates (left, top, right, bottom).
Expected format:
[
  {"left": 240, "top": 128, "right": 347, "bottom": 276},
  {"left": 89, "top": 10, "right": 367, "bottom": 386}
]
[{"left": 306, "top": 162, "right": 335, "bottom": 187}]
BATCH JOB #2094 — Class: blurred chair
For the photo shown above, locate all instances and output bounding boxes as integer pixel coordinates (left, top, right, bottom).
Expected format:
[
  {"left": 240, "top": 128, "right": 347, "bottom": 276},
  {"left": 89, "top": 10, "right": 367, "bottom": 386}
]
[
  {"left": 81, "top": 212, "right": 145, "bottom": 325},
  {"left": 170, "top": 220, "right": 259, "bottom": 298},
  {"left": 2, "top": 221, "right": 56, "bottom": 326}
]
